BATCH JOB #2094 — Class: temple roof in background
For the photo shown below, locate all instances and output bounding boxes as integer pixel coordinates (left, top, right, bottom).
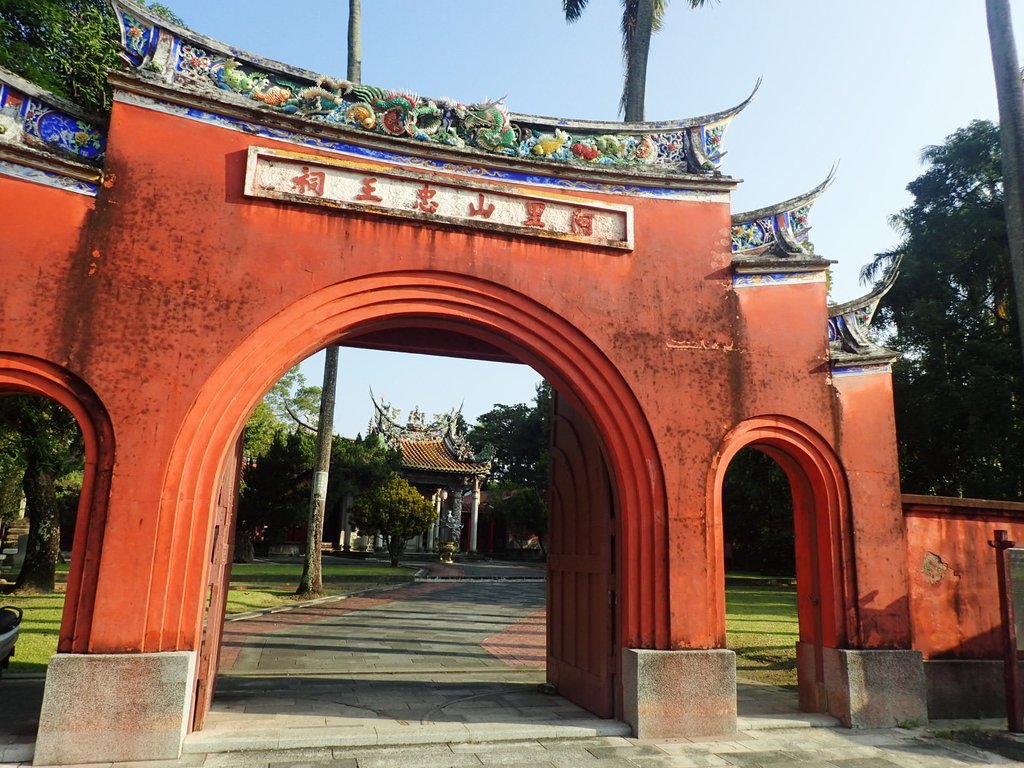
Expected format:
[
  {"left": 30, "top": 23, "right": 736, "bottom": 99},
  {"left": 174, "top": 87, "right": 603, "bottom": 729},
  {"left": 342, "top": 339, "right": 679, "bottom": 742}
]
[{"left": 369, "top": 396, "right": 492, "bottom": 478}]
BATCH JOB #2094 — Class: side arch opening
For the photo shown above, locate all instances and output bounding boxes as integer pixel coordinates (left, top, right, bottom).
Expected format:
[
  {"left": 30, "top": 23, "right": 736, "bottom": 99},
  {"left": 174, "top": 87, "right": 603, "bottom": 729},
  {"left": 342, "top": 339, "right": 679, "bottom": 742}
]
[
  {"left": 0, "top": 353, "right": 115, "bottom": 653},
  {"left": 710, "top": 416, "right": 856, "bottom": 714}
]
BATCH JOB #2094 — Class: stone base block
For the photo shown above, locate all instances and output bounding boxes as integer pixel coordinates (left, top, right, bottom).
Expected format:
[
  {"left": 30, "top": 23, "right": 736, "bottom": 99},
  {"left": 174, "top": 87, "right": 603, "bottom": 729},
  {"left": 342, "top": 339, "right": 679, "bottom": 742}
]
[
  {"left": 924, "top": 659, "right": 1024, "bottom": 719},
  {"left": 822, "top": 648, "right": 927, "bottom": 728},
  {"left": 622, "top": 648, "right": 736, "bottom": 738},
  {"left": 33, "top": 651, "right": 196, "bottom": 766}
]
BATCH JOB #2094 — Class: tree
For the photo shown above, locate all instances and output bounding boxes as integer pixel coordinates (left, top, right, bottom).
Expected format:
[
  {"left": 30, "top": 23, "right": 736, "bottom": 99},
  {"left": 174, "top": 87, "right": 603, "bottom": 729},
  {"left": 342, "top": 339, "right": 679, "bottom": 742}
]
[
  {"left": 489, "top": 484, "right": 548, "bottom": 554},
  {"left": 297, "top": 0, "right": 363, "bottom": 596},
  {"left": 468, "top": 382, "right": 551, "bottom": 550},
  {"left": 0, "top": 0, "right": 183, "bottom": 113},
  {"left": 721, "top": 449, "right": 794, "bottom": 576},
  {"left": 468, "top": 381, "right": 551, "bottom": 489},
  {"left": 862, "top": 121, "right": 1023, "bottom": 500},
  {"left": 258, "top": 366, "right": 321, "bottom": 436},
  {"left": 562, "top": 0, "right": 710, "bottom": 121},
  {"left": 985, "top": 0, "right": 1024, "bottom": 367},
  {"left": 349, "top": 472, "right": 434, "bottom": 566},
  {"left": 0, "top": 396, "right": 83, "bottom": 592},
  {"left": 297, "top": 348, "right": 337, "bottom": 596},
  {"left": 326, "top": 434, "right": 400, "bottom": 512},
  {"left": 236, "top": 429, "right": 316, "bottom": 561}
]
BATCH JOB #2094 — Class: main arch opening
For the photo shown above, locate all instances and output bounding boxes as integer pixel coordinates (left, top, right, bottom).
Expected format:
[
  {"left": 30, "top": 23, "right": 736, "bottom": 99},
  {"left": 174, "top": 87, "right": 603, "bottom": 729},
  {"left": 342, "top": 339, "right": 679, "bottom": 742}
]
[{"left": 163, "top": 273, "right": 666, "bottom": 742}]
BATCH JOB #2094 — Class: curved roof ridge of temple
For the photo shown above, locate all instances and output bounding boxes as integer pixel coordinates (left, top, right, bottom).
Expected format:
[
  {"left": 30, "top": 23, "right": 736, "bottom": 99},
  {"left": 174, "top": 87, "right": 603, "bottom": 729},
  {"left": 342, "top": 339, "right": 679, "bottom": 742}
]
[{"left": 109, "top": 0, "right": 756, "bottom": 179}]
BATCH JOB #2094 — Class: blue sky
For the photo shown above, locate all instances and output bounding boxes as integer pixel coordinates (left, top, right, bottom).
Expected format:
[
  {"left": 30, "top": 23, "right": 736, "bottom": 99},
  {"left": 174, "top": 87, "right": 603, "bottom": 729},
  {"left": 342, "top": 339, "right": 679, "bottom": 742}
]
[{"left": 156, "top": 0, "right": 1022, "bottom": 437}]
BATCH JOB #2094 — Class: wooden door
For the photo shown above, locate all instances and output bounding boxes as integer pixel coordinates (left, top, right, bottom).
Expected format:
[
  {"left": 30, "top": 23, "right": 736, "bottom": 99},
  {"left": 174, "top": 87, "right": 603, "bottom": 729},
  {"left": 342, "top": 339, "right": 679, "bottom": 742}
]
[
  {"left": 547, "top": 392, "right": 616, "bottom": 718},
  {"left": 192, "top": 434, "right": 243, "bottom": 730}
]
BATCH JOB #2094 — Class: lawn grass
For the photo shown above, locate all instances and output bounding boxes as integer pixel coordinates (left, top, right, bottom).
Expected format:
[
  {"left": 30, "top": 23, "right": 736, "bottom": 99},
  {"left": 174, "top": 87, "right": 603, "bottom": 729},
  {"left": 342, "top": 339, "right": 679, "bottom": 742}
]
[
  {"left": 725, "top": 583, "right": 799, "bottom": 688},
  {"left": 1, "top": 593, "right": 64, "bottom": 675},
  {"left": 229, "top": 561, "right": 413, "bottom": 584}
]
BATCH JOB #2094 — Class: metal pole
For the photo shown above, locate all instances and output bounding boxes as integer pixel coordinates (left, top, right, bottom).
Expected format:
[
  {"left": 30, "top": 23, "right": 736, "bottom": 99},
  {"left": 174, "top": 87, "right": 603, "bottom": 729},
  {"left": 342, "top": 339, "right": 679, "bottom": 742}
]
[{"left": 990, "top": 529, "right": 1024, "bottom": 732}]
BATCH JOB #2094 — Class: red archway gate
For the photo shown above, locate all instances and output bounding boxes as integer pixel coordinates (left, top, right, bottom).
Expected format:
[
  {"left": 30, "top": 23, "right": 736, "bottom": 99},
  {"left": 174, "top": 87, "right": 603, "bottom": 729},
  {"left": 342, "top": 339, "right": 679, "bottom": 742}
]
[{"left": 0, "top": 3, "right": 924, "bottom": 761}]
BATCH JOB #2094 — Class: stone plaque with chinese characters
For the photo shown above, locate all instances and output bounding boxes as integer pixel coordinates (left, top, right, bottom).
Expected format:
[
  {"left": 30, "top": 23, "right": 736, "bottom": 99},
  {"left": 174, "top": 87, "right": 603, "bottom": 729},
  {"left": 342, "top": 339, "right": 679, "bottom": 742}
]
[{"left": 243, "top": 147, "right": 634, "bottom": 251}]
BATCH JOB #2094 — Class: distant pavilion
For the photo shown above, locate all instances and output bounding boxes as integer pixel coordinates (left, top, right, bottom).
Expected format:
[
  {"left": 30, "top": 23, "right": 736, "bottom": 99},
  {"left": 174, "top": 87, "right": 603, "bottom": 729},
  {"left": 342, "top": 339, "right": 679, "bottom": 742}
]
[{"left": 364, "top": 397, "right": 493, "bottom": 553}]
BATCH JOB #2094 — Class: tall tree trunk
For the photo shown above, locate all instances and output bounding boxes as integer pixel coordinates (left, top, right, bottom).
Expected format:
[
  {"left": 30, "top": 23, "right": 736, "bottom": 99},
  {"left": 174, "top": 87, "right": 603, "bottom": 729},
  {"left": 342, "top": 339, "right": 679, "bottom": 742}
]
[
  {"left": 15, "top": 455, "right": 59, "bottom": 593},
  {"left": 623, "top": 0, "right": 655, "bottom": 122},
  {"left": 296, "top": 3, "right": 361, "bottom": 596},
  {"left": 347, "top": 0, "right": 361, "bottom": 85},
  {"left": 298, "top": 346, "right": 338, "bottom": 595},
  {"left": 987, "top": 0, "right": 1024, "bottom": 365}
]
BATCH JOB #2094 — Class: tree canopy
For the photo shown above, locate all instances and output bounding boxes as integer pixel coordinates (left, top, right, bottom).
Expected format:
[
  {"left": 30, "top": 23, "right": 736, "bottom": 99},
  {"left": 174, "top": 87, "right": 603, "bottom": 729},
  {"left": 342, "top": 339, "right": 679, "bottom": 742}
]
[
  {"left": 0, "top": 395, "right": 83, "bottom": 592},
  {"left": 863, "top": 120, "right": 1023, "bottom": 500},
  {"left": 0, "top": 0, "right": 183, "bottom": 113},
  {"left": 349, "top": 471, "right": 433, "bottom": 566},
  {"left": 562, "top": 0, "right": 711, "bottom": 121},
  {"left": 468, "top": 382, "right": 551, "bottom": 551}
]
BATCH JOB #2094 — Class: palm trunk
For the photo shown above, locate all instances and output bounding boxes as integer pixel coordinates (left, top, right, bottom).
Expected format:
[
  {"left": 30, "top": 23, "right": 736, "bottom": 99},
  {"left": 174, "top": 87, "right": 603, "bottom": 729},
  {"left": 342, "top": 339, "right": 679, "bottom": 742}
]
[
  {"left": 296, "top": 0, "right": 361, "bottom": 596},
  {"left": 15, "top": 455, "right": 59, "bottom": 593},
  {"left": 623, "top": 0, "right": 655, "bottom": 122},
  {"left": 347, "top": 0, "right": 361, "bottom": 85},
  {"left": 297, "top": 346, "right": 338, "bottom": 595},
  {"left": 987, "top": 0, "right": 1024, "bottom": 365}
]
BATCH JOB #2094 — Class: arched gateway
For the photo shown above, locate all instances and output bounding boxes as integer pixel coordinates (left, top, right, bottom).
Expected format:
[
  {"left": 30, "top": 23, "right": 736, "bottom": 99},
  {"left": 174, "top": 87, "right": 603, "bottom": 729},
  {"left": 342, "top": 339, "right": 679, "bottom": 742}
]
[{"left": 0, "top": 2, "right": 926, "bottom": 763}]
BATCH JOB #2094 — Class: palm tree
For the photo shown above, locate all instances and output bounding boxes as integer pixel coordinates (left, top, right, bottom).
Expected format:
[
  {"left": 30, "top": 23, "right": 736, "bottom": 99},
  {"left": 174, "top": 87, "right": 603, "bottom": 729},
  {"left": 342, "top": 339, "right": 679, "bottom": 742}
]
[
  {"left": 563, "top": 0, "right": 710, "bottom": 122},
  {"left": 297, "top": 0, "right": 361, "bottom": 596},
  {"left": 985, "top": 0, "right": 1024, "bottom": 367}
]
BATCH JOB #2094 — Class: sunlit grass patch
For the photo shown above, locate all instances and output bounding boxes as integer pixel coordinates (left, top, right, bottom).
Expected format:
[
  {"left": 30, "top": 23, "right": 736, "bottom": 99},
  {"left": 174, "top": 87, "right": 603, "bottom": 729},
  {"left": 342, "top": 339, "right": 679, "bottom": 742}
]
[
  {"left": 1, "top": 593, "right": 63, "bottom": 675},
  {"left": 725, "top": 583, "right": 799, "bottom": 688},
  {"left": 229, "top": 561, "right": 414, "bottom": 585}
]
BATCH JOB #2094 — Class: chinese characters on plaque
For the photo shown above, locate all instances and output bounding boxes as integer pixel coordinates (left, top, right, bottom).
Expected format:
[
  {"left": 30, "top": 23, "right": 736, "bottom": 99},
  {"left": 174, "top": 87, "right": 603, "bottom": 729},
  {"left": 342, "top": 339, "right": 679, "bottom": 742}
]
[{"left": 245, "top": 147, "right": 633, "bottom": 250}]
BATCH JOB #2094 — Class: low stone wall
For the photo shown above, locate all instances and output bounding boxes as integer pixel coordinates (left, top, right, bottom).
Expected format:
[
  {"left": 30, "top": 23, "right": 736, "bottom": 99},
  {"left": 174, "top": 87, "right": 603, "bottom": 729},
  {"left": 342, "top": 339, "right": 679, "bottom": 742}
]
[
  {"left": 903, "top": 495, "right": 1024, "bottom": 719},
  {"left": 924, "top": 659, "right": 1023, "bottom": 719}
]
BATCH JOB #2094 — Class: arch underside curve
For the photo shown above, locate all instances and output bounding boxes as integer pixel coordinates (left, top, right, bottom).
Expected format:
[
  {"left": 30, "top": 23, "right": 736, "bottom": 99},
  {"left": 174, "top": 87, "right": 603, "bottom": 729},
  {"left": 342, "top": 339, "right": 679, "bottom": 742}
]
[
  {"left": 710, "top": 415, "right": 858, "bottom": 650},
  {"left": 152, "top": 270, "right": 668, "bottom": 655},
  {"left": 0, "top": 352, "right": 115, "bottom": 653}
]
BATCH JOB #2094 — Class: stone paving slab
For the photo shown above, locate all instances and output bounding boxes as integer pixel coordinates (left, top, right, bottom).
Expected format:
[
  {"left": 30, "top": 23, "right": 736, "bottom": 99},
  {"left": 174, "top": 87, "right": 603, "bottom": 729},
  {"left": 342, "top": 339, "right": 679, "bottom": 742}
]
[
  {"left": 7, "top": 567, "right": 1024, "bottom": 767},
  {"left": 6, "top": 726, "right": 1024, "bottom": 768}
]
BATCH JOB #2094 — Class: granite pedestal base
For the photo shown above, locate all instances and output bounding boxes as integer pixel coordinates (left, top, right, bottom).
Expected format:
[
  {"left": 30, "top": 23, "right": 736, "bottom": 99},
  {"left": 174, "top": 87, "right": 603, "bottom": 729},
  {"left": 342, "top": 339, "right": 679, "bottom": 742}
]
[
  {"left": 822, "top": 648, "right": 927, "bottom": 728},
  {"left": 622, "top": 648, "right": 737, "bottom": 738},
  {"left": 33, "top": 651, "right": 196, "bottom": 765}
]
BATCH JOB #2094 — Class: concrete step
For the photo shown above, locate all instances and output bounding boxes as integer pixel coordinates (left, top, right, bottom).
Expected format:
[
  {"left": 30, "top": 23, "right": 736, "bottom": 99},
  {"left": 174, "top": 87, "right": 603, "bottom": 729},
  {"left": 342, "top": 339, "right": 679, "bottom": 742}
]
[{"left": 183, "top": 717, "right": 632, "bottom": 754}]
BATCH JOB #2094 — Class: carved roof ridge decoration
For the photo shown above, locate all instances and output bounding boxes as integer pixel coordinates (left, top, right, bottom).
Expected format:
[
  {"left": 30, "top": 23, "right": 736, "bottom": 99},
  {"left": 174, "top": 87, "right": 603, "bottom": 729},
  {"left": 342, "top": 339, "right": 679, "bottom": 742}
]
[
  {"left": 828, "top": 257, "right": 901, "bottom": 363},
  {"left": 731, "top": 164, "right": 837, "bottom": 224},
  {"left": 0, "top": 65, "right": 108, "bottom": 176},
  {"left": 109, "top": 0, "right": 754, "bottom": 176},
  {"left": 514, "top": 78, "right": 759, "bottom": 134},
  {"left": 730, "top": 167, "right": 837, "bottom": 260},
  {"left": 367, "top": 392, "right": 490, "bottom": 470}
]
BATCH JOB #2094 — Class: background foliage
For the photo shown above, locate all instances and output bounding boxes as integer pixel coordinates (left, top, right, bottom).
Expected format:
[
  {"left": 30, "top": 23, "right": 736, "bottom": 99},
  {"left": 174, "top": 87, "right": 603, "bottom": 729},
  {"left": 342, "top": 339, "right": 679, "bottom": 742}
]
[
  {"left": 0, "top": 0, "right": 183, "bottom": 113},
  {"left": 864, "top": 120, "right": 1023, "bottom": 500}
]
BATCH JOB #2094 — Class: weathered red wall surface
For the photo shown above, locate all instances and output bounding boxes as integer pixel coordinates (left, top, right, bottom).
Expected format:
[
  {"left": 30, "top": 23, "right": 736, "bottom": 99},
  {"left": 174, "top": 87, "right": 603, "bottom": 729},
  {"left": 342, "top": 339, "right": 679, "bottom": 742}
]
[
  {"left": 0, "top": 89, "right": 913, "bottom": 666},
  {"left": 833, "top": 371, "right": 912, "bottom": 648},
  {"left": 0, "top": 174, "right": 94, "bottom": 360},
  {"left": 904, "top": 495, "right": 1024, "bottom": 658}
]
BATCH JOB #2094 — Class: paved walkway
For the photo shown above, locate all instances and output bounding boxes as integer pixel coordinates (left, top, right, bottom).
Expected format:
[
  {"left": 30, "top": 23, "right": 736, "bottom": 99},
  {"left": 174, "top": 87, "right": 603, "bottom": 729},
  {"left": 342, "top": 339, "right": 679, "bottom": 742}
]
[
  {"left": 3, "top": 559, "right": 1024, "bottom": 766},
  {"left": 194, "top": 578, "right": 628, "bottom": 753}
]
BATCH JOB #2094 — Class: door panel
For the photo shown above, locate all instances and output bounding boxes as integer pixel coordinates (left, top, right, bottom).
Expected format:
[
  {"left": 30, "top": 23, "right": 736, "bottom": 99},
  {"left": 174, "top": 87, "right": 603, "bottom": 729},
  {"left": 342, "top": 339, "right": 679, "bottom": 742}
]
[
  {"left": 192, "top": 435, "right": 243, "bottom": 731},
  {"left": 547, "top": 392, "right": 615, "bottom": 718}
]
